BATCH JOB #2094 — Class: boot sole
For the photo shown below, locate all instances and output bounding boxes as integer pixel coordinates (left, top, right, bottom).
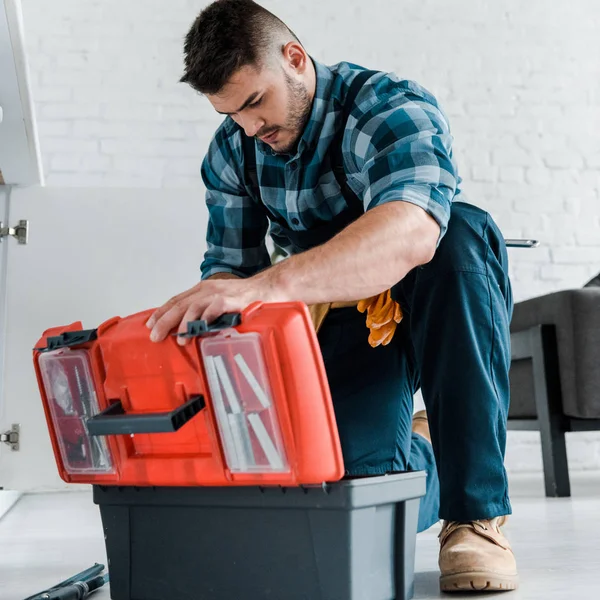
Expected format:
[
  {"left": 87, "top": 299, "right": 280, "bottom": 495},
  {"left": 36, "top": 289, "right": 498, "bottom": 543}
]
[{"left": 440, "top": 572, "right": 519, "bottom": 593}]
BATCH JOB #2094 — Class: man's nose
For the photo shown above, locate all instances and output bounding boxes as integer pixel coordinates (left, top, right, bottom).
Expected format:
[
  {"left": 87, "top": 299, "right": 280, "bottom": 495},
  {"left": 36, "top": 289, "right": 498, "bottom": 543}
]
[{"left": 241, "top": 115, "right": 265, "bottom": 138}]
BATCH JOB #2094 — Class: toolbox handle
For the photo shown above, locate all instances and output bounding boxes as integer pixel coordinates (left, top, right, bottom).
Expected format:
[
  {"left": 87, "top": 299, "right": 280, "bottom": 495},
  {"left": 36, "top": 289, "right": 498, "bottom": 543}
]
[{"left": 86, "top": 395, "right": 205, "bottom": 436}]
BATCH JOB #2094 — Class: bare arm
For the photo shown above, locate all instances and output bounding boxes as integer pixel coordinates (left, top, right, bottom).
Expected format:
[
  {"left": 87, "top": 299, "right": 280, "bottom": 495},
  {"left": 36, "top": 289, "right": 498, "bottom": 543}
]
[
  {"left": 148, "top": 202, "right": 439, "bottom": 341},
  {"left": 252, "top": 201, "right": 440, "bottom": 305}
]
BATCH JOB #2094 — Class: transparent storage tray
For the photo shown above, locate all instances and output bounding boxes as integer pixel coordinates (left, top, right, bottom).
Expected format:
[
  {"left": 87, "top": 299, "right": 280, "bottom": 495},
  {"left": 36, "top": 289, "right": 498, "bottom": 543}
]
[
  {"left": 200, "top": 331, "right": 289, "bottom": 474},
  {"left": 38, "top": 348, "right": 115, "bottom": 475}
]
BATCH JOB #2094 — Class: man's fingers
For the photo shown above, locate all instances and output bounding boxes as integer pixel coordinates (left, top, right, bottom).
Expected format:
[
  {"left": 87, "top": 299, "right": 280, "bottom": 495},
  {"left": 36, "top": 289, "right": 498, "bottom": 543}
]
[
  {"left": 150, "top": 302, "right": 188, "bottom": 342},
  {"left": 200, "top": 297, "right": 231, "bottom": 328},
  {"left": 147, "top": 299, "right": 178, "bottom": 330},
  {"left": 146, "top": 286, "right": 201, "bottom": 330},
  {"left": 147, "top": 281, "right": 238, "bottom": 344},
  {"left": 146, "top": 310, "right": 161, "bottom": 330}
]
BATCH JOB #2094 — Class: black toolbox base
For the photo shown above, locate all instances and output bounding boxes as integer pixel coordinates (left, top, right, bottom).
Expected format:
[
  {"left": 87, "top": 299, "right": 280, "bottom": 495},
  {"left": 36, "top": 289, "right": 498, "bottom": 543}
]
[{"left": 93, "top": 472, "right": 426, "bottom": 600}]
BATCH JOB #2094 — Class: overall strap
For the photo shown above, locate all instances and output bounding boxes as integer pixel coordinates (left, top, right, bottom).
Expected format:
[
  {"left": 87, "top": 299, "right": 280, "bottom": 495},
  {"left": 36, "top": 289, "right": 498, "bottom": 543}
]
[
  {"left": 241, "top": 131, "right": 287, "bottom": 227},
  {"left": 329, "top": 69, "right": 380, "bottom": 214},
  {"left": 241, "top": 131, "right": 259, "bottom": 195}
]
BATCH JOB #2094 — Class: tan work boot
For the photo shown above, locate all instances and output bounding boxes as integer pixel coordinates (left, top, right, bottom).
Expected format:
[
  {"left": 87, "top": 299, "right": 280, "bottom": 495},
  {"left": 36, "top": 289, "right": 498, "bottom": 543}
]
[{"left": 439, "top": 518, "right": 518, "bottom": 592}]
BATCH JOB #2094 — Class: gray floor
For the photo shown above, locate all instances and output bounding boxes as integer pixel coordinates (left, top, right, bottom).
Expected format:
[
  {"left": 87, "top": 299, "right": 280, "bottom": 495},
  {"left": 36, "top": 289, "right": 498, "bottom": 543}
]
[{"left": 1, "top": 472, "right": 599, "bottom": 600}]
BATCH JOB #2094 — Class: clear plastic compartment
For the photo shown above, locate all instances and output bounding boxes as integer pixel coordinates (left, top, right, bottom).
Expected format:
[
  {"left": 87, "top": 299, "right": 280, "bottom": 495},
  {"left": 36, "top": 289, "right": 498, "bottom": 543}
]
[
  {"left": 200, "top": 331, "right": 289, "bottom": 474},
  {"left": 38, "top": 348, "right": 115, "bottom": 475}
]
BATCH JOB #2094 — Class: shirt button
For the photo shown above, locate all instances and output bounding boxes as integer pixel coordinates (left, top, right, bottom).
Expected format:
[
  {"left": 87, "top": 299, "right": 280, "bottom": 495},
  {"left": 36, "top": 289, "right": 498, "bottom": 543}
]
[
  {"left": 291, "top": 217, "right": 300, "bottom": 225},
  {"left": 290, "top": 162, "right": 298, "bottom": 171}
]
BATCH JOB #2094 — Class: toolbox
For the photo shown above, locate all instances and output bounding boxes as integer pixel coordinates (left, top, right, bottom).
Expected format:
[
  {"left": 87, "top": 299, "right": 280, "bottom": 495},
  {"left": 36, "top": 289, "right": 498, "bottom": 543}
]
[{"left": 33, "top": 301, "right": 425, "bottom": 600}]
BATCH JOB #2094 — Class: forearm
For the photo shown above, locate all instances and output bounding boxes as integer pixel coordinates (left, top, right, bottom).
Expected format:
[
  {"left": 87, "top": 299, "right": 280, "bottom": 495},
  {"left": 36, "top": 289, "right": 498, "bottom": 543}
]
[{"left": 254, "top": 201, "right": 440, "bottom": 305}]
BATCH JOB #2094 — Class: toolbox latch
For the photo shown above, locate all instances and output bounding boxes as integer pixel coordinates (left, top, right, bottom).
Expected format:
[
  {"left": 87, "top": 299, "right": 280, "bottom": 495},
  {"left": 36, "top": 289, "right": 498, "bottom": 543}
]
[
  {"left": 36, "top": 329, "right": 98, "bottom": 352},
  {"left": 182, "top": 313, "right": 242, "bottom": 338}
]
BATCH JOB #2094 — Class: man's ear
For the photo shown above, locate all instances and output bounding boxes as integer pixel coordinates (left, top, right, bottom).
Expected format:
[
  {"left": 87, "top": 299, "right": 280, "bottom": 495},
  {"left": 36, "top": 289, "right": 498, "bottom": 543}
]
[{"left": 282, "top": 41, "right": 308, "bottom": 74}]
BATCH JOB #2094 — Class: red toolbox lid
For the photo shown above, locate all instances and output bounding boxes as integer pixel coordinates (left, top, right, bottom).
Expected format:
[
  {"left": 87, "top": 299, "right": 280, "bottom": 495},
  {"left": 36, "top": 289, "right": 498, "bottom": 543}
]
[{"left": 33, "top": 301, "right": 345, "bottom": 487}]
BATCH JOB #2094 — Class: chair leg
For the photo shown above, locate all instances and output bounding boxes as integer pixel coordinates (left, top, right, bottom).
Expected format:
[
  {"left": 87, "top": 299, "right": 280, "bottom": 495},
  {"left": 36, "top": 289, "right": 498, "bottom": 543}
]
[
  {"left": 538, "top": 419, "right": 571, "bottom": 498},
  {"left": 530, "top": 325, "right": 571, "bottom": 498}
]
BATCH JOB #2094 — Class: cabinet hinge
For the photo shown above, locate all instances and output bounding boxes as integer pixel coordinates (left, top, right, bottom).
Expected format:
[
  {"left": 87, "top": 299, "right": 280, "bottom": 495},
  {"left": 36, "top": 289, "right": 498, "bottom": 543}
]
[{"left": 1, "top": 424, "right": 20, "bottom": 451}]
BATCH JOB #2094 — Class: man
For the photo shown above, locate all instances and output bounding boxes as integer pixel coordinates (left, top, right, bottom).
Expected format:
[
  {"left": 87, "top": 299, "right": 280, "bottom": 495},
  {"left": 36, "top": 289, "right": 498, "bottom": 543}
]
[{"left": 147, "top": 0, "right": 518, "bottom": 592}]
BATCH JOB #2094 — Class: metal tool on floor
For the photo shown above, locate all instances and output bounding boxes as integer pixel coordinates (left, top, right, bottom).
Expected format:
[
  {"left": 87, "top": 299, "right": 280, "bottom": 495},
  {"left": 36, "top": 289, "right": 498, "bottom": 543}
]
[{"left": 23, "top": 563, "right": 109, "bottom": 600}]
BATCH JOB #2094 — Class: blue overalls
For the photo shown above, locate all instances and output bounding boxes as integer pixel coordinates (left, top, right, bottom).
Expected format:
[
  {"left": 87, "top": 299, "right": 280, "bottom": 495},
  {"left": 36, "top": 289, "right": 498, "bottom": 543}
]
[{"left": 273, "top": 199, "right": 514, "bottom": 533}]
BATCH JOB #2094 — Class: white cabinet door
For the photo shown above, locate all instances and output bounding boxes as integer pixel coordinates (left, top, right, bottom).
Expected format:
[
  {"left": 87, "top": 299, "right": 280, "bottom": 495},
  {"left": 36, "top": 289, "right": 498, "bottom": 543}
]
[
  {"left": 0, "top": 188, "right": 9, "bottom": 421},
  {"left": 0, "top": 187, "right": 21, "bottom": 517},
  {"left": 0, "top": 186, "right": 207, "bottom": 491}
]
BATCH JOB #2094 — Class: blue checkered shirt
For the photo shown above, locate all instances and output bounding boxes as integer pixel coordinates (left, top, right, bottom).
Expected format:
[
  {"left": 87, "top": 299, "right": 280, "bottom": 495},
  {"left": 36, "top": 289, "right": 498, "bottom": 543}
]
[{"left": 200, "top": 58, "right": 462, "bottom": 279}]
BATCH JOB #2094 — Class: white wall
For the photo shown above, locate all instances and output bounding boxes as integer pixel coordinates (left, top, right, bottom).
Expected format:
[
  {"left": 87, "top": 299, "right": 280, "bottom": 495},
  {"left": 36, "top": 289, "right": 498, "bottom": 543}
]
[{"left": 17, "top": 0, "right": 600, "bottom": 473}]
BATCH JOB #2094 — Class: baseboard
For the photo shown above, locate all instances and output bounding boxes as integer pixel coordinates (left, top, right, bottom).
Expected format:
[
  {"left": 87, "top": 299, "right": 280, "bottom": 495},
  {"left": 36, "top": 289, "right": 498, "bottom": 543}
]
[{"left": 0, "top": 490, "right": 22, "bottom": 520}]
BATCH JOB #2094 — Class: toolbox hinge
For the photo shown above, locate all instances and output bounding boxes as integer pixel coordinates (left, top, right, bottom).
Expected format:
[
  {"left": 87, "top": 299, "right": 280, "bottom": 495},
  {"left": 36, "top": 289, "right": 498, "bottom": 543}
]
[
  {"left": 0, "top": 219, "right": 29, "bottom": 245},
  {"left": 0, "top": 424, "right": 20, "bottom": 451}
]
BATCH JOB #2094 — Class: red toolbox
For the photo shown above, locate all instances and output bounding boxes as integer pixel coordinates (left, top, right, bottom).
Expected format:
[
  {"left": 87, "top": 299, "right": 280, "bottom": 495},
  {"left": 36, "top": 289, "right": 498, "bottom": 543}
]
[
  {"left": 32, "top": 300, "right": 425, "bottom": 600},
  {"left": 33, "top": 301, "right": 345, "bottom": 487}
]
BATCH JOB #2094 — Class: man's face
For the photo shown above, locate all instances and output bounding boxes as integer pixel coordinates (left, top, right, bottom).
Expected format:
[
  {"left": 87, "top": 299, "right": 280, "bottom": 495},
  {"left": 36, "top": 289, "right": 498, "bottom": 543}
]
[{"left": 207, "top": 63, "right": 313, "bottom": 155}]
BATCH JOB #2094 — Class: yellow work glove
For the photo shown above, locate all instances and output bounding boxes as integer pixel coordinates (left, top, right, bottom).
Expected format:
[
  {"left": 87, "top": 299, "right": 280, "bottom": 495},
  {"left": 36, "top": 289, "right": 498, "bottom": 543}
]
[{"left": 357, "top": 290, "right": 403, "bottom": 347}]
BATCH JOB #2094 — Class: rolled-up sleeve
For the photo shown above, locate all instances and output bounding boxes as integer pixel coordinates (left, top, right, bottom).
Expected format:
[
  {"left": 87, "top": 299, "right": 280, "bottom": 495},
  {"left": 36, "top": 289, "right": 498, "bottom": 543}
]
[
  {"left": 348, "top": 94, "right": 458, "bottom": 242},
  {"left": 200, "top": 128, "right": 270, "bottom": 279}
]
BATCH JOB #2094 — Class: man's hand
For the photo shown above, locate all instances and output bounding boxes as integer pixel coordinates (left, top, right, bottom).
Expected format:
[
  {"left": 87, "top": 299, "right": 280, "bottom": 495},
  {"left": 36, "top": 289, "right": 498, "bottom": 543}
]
[{"left": 146, "top": 272, "right": 286, "bottom": 345}]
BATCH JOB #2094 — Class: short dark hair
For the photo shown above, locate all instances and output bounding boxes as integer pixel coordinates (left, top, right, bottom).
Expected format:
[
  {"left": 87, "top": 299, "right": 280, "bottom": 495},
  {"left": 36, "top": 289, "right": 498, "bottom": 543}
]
[{"left": 180, "top": 0, "right": 300, "bottom": 95}]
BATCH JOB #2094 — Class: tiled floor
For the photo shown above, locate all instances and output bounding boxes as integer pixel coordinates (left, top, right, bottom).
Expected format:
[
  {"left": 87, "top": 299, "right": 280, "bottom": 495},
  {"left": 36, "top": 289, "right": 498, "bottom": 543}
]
[{"left": 1, "top": 472, "right": 599, "bottom": 600}]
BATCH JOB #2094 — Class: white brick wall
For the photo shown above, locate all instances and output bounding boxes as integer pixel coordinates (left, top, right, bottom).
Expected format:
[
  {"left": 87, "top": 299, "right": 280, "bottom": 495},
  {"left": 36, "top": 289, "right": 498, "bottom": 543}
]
[{"left": 19, "top": 0, "right": 600, "bottom": 473}]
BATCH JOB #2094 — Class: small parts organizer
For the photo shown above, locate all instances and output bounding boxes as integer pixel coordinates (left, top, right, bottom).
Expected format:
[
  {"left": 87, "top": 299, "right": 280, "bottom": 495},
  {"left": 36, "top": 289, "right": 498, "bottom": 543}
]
[{"left": 201, "top": 331, "right": 287, "bottom": 473}]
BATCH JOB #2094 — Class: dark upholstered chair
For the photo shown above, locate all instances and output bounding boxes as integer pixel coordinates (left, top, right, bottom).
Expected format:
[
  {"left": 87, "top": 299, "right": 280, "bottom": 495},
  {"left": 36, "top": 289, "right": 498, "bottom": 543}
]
[{"left": 509, "top": 288, "right": 600, "bottom": 497}]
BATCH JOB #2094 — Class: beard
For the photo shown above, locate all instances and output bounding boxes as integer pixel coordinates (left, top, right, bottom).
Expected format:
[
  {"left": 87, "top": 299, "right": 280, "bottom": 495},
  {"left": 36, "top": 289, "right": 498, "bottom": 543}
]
[
  {"left": 257, "top": 71, "right": 312, "bottom": 155},
  {"left": 283, "top": 71, "right": 312, "bottom": 150}
]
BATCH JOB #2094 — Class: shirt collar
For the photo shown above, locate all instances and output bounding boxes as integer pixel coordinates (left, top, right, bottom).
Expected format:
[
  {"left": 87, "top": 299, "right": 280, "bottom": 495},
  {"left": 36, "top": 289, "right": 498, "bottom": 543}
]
[{"left": 256, "top": 57, "right": 337, "bottom": 159}]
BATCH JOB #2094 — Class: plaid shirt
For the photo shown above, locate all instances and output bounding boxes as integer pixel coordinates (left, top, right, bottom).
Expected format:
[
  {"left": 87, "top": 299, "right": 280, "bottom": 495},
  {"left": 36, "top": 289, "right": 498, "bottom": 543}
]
[{"left": 200, "top": 58, "right": 462, "bottom": 279}]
